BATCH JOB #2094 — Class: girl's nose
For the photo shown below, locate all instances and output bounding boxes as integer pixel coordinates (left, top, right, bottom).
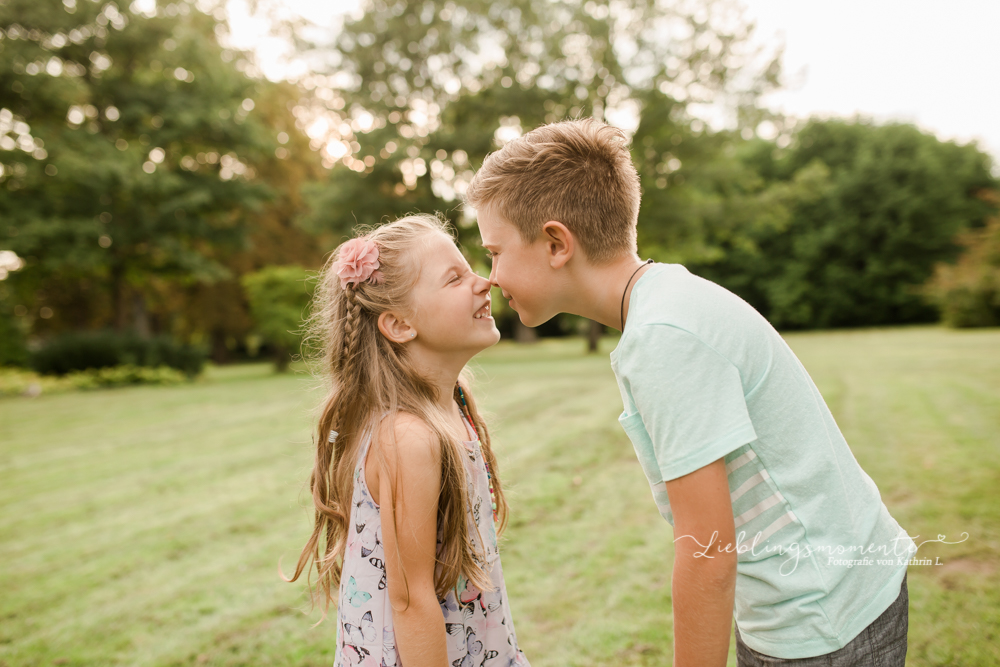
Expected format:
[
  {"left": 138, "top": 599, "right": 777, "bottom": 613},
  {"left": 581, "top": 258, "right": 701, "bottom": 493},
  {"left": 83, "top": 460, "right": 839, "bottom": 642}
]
[{"left": 475, "top": 273, "right": 492, "bottom": 293}]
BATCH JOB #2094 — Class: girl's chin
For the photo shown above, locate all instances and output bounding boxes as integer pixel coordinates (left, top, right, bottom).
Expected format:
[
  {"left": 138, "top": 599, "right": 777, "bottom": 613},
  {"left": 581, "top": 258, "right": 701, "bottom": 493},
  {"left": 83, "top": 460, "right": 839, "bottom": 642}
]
[
  {"left": 422, "top": 322, "right": 500, "bottom": 355},
  {"left": 469, "top": 322, "right": 501, "bottom": 349}
]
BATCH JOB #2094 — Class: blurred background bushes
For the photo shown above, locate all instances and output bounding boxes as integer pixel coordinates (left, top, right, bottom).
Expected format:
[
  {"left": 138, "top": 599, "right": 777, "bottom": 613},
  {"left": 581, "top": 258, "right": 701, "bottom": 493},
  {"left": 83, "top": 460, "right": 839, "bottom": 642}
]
[
  {"left": 1, "top": 0, "right": 998, "bottom": 391},
  {"left": 923, "top": 192, "right": 1000, "bottom": 327},
  {"left": 685, "top": 120, "right": 997, "bottom": 328},
  {"left": 29, "top": 330, "right": 206, "bottom": 376},
  {"left": 0, "top": 363, "right": 188, "bottom": 397},
  {"left": 241, "top": 265, "right": 312, "bottom": 371}
]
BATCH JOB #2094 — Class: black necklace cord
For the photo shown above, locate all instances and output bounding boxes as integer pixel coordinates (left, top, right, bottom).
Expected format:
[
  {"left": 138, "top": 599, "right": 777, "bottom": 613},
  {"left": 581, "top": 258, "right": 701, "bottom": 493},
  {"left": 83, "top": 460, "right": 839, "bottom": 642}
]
[{"left": 620, "top": 259, "right": 654, "bottom": 331}]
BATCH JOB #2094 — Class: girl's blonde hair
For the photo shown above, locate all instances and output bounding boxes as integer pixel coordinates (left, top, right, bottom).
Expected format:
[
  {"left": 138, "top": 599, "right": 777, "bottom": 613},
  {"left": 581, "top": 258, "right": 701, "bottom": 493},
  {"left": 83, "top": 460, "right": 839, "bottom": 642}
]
[{"left": 289, "top": 213, "right": 508, "bottom": 610}]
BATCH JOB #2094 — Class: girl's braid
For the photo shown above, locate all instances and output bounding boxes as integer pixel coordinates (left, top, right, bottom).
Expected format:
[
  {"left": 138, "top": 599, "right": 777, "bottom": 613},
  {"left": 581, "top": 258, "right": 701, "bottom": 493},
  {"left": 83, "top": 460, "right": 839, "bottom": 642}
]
[
  {"left": 342, "top": 286, "right": 364, "bottom": 371},
  {"left": 331, "top": 284, "right": 366, "bottom": 433},
  {"left": 304, "top": 283, "right": 367, "bottom": 594}
]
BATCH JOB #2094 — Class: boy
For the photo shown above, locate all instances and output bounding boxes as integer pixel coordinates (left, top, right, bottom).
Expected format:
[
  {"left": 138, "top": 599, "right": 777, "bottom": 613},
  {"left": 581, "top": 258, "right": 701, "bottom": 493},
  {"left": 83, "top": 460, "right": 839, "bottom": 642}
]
[{"left": 466, "top": 118, "right": 914, "bottom": 666}]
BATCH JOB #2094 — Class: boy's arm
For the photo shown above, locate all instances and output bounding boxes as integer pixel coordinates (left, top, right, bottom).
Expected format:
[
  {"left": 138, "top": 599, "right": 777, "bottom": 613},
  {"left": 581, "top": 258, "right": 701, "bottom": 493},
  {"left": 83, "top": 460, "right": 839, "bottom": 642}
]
[
  {"left": 665, "top": 456, "right": 738, "bottom": 667},
  {"left": 376, "top": 415, "right": 448, "bottom": 666}
]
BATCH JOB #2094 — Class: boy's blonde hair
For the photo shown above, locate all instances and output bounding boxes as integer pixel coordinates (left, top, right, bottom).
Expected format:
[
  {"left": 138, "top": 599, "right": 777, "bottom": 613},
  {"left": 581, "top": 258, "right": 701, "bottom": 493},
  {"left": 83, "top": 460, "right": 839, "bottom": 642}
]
[{"left": 465, "top": 117, "right": 641, "bottom": 263}]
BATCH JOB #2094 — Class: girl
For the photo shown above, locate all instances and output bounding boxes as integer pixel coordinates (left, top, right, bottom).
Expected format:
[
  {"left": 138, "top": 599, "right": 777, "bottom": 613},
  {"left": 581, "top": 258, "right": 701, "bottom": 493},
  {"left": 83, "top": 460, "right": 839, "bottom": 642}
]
[{"left": 290, "top": 214, "right": 530, "bottom": 667}]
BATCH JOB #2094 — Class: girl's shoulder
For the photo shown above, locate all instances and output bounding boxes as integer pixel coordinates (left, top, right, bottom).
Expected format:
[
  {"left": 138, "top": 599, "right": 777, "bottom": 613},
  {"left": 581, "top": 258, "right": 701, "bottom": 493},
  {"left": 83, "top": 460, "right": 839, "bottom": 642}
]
[
  {"left": 371, "top": 411, "right": 441, "bottom": 463},
  {"left": 365, "top": 411, "right": 442, "bottom": 506},
  {"left": 372, "top": 410, "right": 433, "bottom": 440}
]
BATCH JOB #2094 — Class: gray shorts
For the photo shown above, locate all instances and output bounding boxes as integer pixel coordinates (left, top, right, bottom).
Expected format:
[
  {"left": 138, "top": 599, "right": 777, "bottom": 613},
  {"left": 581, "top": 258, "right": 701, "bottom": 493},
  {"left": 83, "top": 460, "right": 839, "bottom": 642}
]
[{"left": 735, "top": 573, "right": 908, "bottom": 667}]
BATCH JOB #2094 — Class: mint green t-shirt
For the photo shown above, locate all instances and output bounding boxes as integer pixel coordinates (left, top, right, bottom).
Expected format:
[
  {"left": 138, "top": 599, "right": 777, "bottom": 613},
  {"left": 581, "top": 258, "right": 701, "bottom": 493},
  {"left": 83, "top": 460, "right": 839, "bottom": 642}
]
[{"left": 610, "top": 263, "right": 914, "bottom": 659}]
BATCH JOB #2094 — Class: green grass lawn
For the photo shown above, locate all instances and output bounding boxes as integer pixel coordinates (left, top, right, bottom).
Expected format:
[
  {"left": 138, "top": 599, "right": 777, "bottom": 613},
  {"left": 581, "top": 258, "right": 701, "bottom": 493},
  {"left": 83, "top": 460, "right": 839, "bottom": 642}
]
[{"left": 1, "top": 326, "right": 998, "bottom": 666}]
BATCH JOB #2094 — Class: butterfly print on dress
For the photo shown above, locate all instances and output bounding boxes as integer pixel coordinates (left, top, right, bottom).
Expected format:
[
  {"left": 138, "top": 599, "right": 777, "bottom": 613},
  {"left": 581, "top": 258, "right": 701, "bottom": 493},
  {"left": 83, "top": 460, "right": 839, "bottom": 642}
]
[{"left": 334, "top": 414, "right": 530, "bottom": 667}]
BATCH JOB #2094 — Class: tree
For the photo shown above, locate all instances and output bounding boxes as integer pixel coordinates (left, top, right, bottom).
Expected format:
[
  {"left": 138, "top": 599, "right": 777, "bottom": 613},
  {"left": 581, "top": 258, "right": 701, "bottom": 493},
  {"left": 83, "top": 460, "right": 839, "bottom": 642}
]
[
  {"left": 0, "top": 271, "right": 28, "bottom": 366},
  {"left": 169, "top": 80, "right": 329, "bottom": 363},
  {"left": 284, "top": 0, "right": 781, "bottom": 343},
  {"left": 0, "top": 0, "right": 282, "bottom": 338},
  {"left": 924, "top": 191, "right": 1000, "bottom": 327},
  {"left": 241, "top": 265, "right": 313, "bottom": 371},
  {"left": 689, "top": 119, "right": 998, "bottom": 328}
]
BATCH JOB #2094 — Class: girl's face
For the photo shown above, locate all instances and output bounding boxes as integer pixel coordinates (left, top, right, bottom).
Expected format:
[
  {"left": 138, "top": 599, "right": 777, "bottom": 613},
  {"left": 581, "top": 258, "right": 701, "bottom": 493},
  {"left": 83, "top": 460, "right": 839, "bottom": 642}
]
[{"left": 406, "top": 233, "right": 500, "bottom": 356}]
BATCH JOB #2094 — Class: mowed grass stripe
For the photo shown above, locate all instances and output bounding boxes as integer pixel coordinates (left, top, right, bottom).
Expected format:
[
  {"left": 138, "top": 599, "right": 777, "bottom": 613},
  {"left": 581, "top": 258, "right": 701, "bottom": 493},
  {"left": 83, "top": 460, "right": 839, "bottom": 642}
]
[
  {"left": 1, "top": 327, "right": 998, "bottom": 666},
  {"left": 1, "top": 365, "right": 319, "bottom": 665}
]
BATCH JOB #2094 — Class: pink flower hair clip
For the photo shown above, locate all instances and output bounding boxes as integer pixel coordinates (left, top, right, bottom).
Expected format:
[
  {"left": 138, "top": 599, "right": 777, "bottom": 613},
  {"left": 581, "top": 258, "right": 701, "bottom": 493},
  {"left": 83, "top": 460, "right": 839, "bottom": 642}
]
[{"left": 334, "top": 236, "right": 384, "bottom": 289}]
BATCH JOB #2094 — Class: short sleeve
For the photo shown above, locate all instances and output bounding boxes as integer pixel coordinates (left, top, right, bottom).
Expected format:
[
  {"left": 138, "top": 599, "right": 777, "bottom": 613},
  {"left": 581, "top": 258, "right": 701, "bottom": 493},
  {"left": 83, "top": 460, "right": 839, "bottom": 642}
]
[{"left": 619, "top": 324, "right": 757, "bottom": 481}]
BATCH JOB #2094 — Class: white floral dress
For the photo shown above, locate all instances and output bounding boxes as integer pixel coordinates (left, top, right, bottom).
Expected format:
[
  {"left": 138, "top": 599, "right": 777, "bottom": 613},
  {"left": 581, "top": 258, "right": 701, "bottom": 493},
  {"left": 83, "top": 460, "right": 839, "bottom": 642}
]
[{"left": 335, "top": 413, "right": 530, "bottom": 667}]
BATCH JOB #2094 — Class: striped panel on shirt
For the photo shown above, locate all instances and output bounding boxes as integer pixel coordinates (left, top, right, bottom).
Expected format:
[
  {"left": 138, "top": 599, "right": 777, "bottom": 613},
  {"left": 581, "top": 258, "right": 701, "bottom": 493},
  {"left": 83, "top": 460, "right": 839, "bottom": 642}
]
[{"left": 648, "top": 444, "right": 799, "bottom": 551}]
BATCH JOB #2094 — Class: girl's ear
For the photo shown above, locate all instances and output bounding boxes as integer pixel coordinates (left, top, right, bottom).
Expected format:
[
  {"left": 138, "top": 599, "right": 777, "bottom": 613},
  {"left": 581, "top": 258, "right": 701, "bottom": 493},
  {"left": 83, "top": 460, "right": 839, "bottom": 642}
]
[{"left": 378, "top": 311, "right": 416, "bottom": 344}]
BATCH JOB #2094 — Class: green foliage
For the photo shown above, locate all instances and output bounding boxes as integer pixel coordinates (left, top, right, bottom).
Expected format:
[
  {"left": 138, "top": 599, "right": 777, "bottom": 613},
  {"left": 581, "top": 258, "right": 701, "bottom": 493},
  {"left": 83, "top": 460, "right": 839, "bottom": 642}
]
[
  {"left": 241, "top": 265, "right": 313, "bottom": 371},
  {"left": 0, "top": 282, "right": 28, "bottom": 366},
  {"left": 30, "top": 330, "right": 206, "bottom": 376},
  {"left": 0, "top": 366, "right": 51, "bottom": 397},
  {"left": 299, "top": 0, "right": 782, "bottom": 255},
  {"left": 3, "top": 0, "right": 995, "bottom": 342},
  {"left": 168, "top": 80, "right": 329, "bottom": 364},
  {"left": 0, "top": 363, "right": 188, "bottom": 397},
  {"left": 0, "top": 316, "right": 28, "bottom": 365},
  {"left": 631, "top": 93, "right": 797, "bottom": 268},
  {"left": 64, "top": 363, "right": 189, "bottom": 389},
  {"left": 0, "top": 0, "right": 282, "bottom": 335},
  {"left": 689, "top": 120, "right": 998, "bottom": 328},
  {"left": 923, "top": 201, "right": 1000, "bottom": 327}
]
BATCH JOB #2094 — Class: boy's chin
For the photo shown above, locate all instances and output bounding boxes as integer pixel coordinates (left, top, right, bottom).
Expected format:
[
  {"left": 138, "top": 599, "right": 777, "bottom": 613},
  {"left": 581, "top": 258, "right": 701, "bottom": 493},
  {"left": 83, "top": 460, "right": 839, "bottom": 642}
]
[{"left": 517, "top": 310, "right": 553, "bottom": 329}]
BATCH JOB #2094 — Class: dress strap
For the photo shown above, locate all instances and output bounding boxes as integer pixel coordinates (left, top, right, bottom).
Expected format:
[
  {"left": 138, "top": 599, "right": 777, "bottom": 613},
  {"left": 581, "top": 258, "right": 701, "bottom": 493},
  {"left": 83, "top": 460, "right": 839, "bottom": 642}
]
[
  {"left": 353, "top": 410, "right": 392, "bottom": 471},
  {"left": 460, "top": 411, "right": 478, "bottom": 441}
]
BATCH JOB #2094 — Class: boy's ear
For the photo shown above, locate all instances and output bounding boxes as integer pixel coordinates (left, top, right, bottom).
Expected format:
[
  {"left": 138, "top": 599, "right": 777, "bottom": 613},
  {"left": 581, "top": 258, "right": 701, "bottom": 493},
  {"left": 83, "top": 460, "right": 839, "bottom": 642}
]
[
  {"left": 377, "top": 311, "right": 415, "bottom": 344},
  {"left": 541, "top": 220, "right": 574, "bottom": 269}
]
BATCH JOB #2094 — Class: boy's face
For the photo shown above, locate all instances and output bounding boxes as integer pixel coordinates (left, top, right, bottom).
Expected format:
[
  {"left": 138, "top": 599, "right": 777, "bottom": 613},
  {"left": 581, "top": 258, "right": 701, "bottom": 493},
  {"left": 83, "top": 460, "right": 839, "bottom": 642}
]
[{"left": 477, "top": 207, "right": 557, "bottom": 328}]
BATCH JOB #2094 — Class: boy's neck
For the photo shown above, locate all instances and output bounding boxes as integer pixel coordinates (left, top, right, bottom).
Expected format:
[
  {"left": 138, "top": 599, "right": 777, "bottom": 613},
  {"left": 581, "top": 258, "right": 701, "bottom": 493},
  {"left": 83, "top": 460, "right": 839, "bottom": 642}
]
[{"left": 560, "top": 254, "right": 655, "bottom": 332}]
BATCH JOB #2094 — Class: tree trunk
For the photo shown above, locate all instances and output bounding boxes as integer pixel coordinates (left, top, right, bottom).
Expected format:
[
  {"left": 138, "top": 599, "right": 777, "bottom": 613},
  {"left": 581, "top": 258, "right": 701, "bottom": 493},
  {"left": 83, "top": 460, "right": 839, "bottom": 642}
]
[
  {"left": 513, "top": 318, "right": 538, "bottom": 343},
  {"left": 211, "top": 329, "right": 230, "bottom": 365},
  {"left": 586, "top": 319, "right": 604, "bottom": 353},
  {"left": 275, "top": 345, "right": 290, "bottom": 372},
  {"left": 132, "top": 292, "right": 151, "bottom": 339},
  {"left": 112, "top": 264, "right": 129, "bottom": 332}
]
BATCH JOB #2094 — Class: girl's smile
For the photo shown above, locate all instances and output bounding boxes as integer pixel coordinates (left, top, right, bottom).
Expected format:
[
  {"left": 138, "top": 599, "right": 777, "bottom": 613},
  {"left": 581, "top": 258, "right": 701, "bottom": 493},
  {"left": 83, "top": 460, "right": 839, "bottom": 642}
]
[{"left": 473, "top": 300, "right": 492, "bottom": 320}]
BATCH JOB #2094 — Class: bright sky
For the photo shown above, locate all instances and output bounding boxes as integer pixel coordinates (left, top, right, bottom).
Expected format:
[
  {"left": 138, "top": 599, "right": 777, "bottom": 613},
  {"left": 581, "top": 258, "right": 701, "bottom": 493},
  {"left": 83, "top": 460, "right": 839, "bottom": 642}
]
[
  {"left": 749, "top": 0, "right": 1000, "bottom": 163},
  {"left": 226, "top": 0, "right": 1000, "bottom": 164}
]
